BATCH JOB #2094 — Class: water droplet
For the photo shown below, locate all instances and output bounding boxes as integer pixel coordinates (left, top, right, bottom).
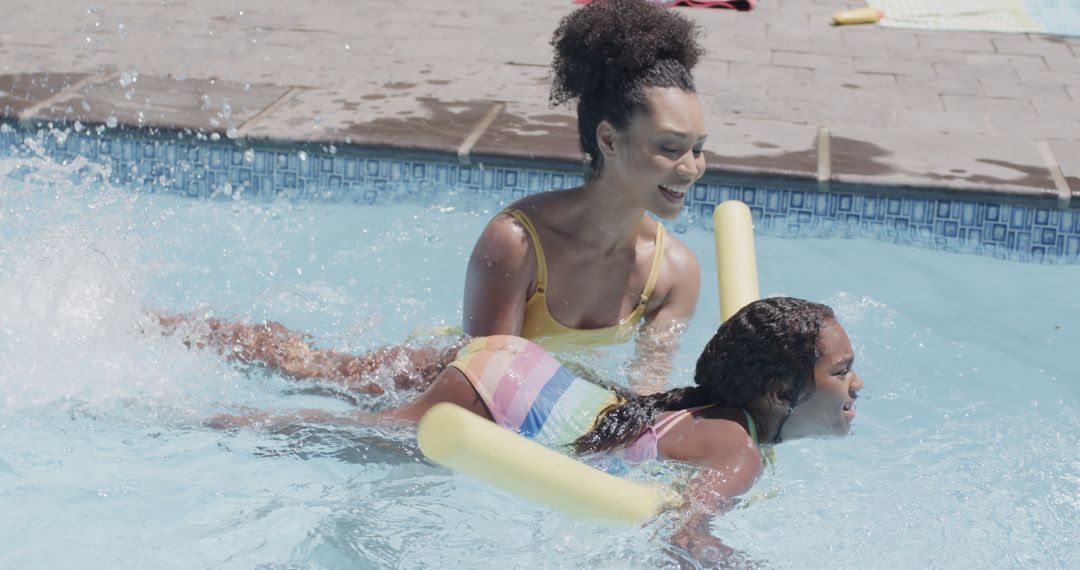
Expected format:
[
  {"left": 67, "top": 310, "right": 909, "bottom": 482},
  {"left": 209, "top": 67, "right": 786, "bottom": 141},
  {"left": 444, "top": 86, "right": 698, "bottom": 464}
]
[
  {"left": 87, "top": 5, "right": 103, "bottom": 14},
  {"left": 344, "top": 43, "right": 351, "bottom": 51},
  {"left": 209, "top": 132, "right": 220, "bottom": 141},
  {"left": 243, "top": 149, "right": 255, "bottom": 163},
  {"left": 298, "top": 151, "right": 308, "bottom": 161},
  {"left": 225, "top": 127, "right": 238, "bottom": 139},
  {"left": 105, "top": 116, "right": 118, "bottom": 128}
]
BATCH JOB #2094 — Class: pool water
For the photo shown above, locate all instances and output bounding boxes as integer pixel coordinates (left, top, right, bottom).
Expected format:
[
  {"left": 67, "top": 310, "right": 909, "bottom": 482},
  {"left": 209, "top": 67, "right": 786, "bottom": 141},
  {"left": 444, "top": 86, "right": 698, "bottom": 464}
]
[{"left": 1, "top": 146, "right": 1078, "bottom": 569}]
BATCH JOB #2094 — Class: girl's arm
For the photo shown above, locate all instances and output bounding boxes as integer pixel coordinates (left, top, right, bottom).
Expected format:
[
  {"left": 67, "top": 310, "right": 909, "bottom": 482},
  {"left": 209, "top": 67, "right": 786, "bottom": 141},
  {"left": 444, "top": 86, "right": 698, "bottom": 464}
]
[
  {"left": 627, "top": 238, "right": 700, "bottom": 395},
  {"left": 659, "top": 417, "right": 764, "bottom": 565},
  {"left": 461, "top": 214, "right": 536, "bottom": 337},
  {"left": 669, "top": 453, "right": 761, "bottom": 565}
]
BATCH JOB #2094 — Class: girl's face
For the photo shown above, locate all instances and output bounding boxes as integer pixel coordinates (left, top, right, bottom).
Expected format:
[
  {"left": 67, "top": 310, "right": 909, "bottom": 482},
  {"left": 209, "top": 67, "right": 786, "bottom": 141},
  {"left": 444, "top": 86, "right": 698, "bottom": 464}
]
[
  {"left": 607, "top": 87, "right": 708, "bottom": 220},
  {"left": 783, "top": 318, "right": 864, "bottom": 440}
]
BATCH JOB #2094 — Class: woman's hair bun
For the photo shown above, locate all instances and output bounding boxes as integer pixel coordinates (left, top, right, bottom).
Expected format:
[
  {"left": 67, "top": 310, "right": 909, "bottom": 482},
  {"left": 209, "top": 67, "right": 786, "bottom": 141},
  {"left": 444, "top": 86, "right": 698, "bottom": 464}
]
[{"left": 549, "top": 0, "right": 704, "bottom": 107}]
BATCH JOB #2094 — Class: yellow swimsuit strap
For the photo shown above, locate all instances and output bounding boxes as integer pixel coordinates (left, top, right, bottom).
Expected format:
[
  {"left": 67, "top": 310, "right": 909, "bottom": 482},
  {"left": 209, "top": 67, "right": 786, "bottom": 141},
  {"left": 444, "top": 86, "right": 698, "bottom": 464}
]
[
  {"left": 504, "top": 209, "right": 549, "bottom": 293},
  {"left": 637, "top": 223, "right": 666, "bottom": 311}
]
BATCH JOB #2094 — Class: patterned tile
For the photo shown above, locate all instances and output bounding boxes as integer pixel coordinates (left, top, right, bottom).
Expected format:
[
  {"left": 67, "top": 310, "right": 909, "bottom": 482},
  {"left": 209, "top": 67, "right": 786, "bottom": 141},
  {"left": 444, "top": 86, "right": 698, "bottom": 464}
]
[{"left": 2, "top": 123, "right": 1077, "bottom": 264}]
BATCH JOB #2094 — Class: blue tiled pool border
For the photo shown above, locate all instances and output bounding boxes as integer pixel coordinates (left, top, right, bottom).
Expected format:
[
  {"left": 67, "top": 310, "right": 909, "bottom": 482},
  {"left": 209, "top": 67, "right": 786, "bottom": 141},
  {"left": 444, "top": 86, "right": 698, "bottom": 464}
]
[{"left": 3, "top": 123, "right": 1078, "bottom": 264}]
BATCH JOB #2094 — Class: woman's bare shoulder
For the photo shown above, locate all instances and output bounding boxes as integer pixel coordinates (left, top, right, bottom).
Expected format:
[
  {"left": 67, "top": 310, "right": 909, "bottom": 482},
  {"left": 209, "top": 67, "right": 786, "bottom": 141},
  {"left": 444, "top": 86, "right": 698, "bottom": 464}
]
[{"left": 660, "top": 230, "right": 701, "bottom": 274}]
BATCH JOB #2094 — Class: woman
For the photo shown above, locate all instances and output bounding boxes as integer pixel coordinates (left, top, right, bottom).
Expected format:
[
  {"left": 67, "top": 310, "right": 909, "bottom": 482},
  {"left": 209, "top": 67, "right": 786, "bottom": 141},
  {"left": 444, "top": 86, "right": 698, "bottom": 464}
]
[
  {"left": 214, "top": 297, "right": 865, "bottom": 563},
  {"left": 461, "top": 0, "right": 706, "bottom": 393},
  {"left": 172, "top": 0, "right": 706, "bottom": 396}
]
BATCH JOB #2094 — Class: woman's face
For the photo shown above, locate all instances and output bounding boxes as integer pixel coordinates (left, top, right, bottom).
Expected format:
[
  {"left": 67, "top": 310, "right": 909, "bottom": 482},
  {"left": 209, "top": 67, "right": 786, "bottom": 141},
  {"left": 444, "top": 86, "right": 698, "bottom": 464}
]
[
  {"left": 607, "top": 87, "right": 707, "bottom": 220},
  {"left": 783, "top": 318, "right": 864, "bottom": 440}
]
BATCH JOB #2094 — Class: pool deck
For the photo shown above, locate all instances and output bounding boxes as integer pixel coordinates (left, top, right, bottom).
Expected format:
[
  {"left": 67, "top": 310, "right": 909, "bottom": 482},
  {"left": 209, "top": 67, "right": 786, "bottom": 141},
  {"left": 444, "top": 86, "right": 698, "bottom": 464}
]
[{"left": 1, "top": 0, "right": 1079, "bottom": 209}]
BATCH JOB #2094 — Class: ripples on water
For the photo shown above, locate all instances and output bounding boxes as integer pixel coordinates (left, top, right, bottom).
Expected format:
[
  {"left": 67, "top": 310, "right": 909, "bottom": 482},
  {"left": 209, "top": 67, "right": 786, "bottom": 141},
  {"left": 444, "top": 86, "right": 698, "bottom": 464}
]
[{"left": 1, "top": 131, "right": 1078, "bottom": 568}]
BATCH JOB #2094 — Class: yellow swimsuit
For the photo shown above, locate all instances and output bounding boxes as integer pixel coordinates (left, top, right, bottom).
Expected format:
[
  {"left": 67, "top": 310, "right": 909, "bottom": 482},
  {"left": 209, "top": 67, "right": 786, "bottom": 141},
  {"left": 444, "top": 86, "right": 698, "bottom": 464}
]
[{"left": 503, "top": 209, "right": 667, "bottom": 352}]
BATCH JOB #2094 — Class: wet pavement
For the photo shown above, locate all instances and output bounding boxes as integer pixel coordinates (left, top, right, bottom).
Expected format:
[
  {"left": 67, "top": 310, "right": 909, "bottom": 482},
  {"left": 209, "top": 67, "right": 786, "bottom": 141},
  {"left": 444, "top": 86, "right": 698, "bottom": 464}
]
[{"left": 1, "top": 0, "right": 1078, "bottom": 207}]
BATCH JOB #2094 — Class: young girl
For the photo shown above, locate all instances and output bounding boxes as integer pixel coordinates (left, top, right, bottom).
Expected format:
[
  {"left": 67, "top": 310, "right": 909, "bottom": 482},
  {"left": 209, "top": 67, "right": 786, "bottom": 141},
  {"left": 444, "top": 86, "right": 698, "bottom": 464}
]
[
  {"left": 172, "top": 0, "right": 708, "bottom": 396},
  {"left": 214, "top": 297, "right": 865, "bottom": 563}
]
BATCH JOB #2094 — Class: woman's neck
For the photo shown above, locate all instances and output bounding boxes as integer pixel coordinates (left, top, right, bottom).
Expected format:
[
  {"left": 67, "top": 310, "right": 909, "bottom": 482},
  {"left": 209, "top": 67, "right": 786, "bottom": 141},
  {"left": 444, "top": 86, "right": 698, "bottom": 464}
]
[{"left": 561, "top": 178, "right": 648, "bottom": 254}]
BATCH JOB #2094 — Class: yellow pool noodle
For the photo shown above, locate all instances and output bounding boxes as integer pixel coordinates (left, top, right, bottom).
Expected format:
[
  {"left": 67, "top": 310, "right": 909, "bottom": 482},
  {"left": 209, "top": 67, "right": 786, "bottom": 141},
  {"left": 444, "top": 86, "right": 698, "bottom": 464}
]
[
  {"left": 417, "top": 402, "right": 680, "bottom": 524},
  {"left": 714, "top": 200, "right": 761, "bottom": 322}
]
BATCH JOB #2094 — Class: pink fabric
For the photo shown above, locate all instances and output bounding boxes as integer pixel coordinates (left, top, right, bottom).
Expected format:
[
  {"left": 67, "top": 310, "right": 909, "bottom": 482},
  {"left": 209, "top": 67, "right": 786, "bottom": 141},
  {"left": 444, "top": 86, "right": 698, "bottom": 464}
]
[{"left": 495, "top": 347, "right": 562, "bottom": 429}]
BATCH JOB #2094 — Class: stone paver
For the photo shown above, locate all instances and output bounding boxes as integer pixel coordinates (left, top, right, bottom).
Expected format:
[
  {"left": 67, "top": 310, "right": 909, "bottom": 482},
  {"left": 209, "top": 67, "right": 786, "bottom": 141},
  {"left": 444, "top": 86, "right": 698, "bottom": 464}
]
[{"left": 0, "top": 0, "right": 1077, "bottom": 208}]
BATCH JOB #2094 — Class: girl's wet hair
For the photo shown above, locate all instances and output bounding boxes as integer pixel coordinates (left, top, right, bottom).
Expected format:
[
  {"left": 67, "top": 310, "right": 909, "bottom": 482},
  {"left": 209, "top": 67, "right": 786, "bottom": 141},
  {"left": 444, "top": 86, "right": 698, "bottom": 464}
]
[
  {"left": 573, "top": 297, "right": 835, "bottom": 454},
  {"left": 549, "top": 0, "right": 704, "bottom": 178}
]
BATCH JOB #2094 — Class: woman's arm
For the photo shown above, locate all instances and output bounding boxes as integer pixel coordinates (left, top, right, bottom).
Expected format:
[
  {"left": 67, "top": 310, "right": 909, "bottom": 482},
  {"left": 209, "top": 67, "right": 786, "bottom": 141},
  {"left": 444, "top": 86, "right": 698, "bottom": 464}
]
[
  {"left": 461, "top": 214, "right": 536, "bottom": 337},
  {"left": 627, "top": 237, "right": 701, "bottom": 395}
]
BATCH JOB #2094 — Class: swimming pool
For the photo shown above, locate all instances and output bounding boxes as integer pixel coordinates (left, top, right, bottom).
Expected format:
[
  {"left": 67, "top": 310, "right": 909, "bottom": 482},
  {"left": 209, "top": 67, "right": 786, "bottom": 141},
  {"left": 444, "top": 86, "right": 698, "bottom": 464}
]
[{"left": 2, "top": 126, "right": 1078, "bottom": 568}]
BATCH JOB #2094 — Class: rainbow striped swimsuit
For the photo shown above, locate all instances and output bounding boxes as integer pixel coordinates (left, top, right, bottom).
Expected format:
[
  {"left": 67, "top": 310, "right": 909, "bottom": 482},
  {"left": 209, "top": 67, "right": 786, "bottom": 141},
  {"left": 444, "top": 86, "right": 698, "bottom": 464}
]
[{"left": 448, "top": 335, "right": 622, "bottom": 448}]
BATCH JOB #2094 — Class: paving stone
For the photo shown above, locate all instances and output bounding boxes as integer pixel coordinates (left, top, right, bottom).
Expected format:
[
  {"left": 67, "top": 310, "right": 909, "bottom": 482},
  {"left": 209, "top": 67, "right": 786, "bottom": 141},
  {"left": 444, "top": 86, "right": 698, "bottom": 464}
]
[
  {"left": 992, "top": 38, "right": 1076, "bottom": 59},
  {"left": 815, "top": 71, "right": 898, "bottom": 89},
  {"left": 1046, "top": 140, "right": 1080, "bottom": 201},
  {"left": 848, "top": 87, "right": 945, "bottom": 112},
  {"left": 966, "top": 52, "right": 1049, "bottom": 70},
  {"left": 914, "top": 32, "right": 997, "bottom": 52},
  {"left": 988, "top": 114, "right": 1080, "bottom": 142},
  {"left": 0, "top": 72, "right": 91, "bottom": 117},
  {"left": 772, "top": 51, "right": 854, "bottom": 72},
  {"left": 701, "top": 46, "right": 773, "bottom": 66},
  {"left": 1042, "top": 56, "right": 1080, "bottom": 73},
  {"left": 896, "top": 75, "right": 983, "bottom": 97},
  {"left": 980, "top": 78, "right": 1071, "bottom": 101},
  {"left": 26, "top": 75, "right": 291, "bottom": 133},
  {"left": 727, "top": 62, "right": 816, "bottom": 88},
  {"left": 1032, "top": 99, "right": 1080, "bottom": 122},
  {"left": 808, "top": 39, "right": 891, "bottom": 58},
  {"left": 828, "top": 127, "right": 1059, "bottom": 201},
  {"left": 892, "top": 109, "right": 992, "bottom": 135},
  {"left": 935, "top": 62, "right": 1020, "bottom": 79},
  {"left": 1016, "top": 68, "right": 1080, "bottom": 87},
  {"left": 854, "top": 58, "right": 933, "bottom": 76},
  {"left": 841, "top": 28, "right": 919, "bottom": 50},
  {"left": 704, "top": 115, "right": 819, "bottom": 179},
  {"left": 942, "top": 95, "right": 1035, "bottom": 116},
  {"left": 243, "top": 87, "right": 495, "bottom": 154},
  {"left": 471, "top": 103, "right": 579, "bottom": 165}
]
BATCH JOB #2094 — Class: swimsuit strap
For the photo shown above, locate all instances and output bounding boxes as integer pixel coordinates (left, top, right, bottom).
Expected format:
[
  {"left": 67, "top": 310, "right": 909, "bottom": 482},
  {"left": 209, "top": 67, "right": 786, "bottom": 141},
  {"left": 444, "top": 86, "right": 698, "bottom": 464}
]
[
  {"left": 504, "top": 209, "right": 548, "bottom": 293},
  {"left": 653, "top": 404, "right": 714, "bottom": 439},
  {"left": 637, "top": 224, "right": 666, "bottom": 307},
  {"left": 741, "top": 408, "right": 759, "bottom": 444}
]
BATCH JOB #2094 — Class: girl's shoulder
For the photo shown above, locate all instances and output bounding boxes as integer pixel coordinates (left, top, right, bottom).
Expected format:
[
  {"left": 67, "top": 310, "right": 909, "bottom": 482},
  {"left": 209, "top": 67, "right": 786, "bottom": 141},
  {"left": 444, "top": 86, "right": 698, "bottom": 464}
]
[{"left": 658, "top": 407, "right": 761, "bottom": 468}]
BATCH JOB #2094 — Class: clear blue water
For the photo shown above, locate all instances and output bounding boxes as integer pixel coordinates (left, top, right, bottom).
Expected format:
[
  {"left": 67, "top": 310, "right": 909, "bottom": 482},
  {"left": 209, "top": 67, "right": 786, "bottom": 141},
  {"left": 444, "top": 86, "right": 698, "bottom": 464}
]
[{"left": 1, "top": 144, "right": 1078, "bottom": 569}]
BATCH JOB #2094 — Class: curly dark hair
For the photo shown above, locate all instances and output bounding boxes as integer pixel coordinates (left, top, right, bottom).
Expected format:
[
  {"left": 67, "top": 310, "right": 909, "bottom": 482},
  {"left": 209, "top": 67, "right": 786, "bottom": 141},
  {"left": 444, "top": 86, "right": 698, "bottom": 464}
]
[
  {"left": 549, "top": 0, "right": 704, "bottom": 178},
  {"left": 573, "top": 297, "right": 835, "bottom": 454}
]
